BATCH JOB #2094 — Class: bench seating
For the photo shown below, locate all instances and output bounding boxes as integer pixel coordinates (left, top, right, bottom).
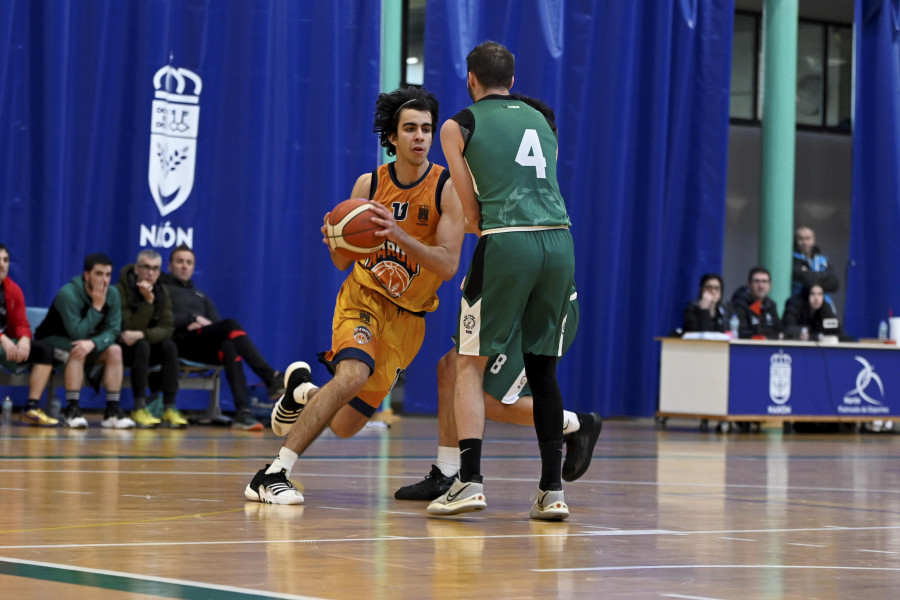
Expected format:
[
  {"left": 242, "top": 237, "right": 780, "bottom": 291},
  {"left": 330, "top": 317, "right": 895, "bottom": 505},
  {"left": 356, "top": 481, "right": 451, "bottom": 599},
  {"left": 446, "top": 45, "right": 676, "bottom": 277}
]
[{"left": 0, "top": 307, "right": 226, "bottom": 422}]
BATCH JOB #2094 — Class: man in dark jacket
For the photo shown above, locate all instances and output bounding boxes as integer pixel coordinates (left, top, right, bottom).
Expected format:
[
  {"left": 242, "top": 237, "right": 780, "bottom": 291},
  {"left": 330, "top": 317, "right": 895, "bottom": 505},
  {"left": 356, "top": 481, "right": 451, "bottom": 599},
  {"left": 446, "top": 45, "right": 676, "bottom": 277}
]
[
  {"left": 35, "top": 253, "right": 133, "bottom": 429},
  {"left": 792, "top": 226, "right": 839, "bottom": 304},
  {"left": 161, "top": 245, "right": 282, "bottom": 430},
  {"left": 115, "top": 249, "right": 185, "bottom": 428},
  {"left": 731, "top": 267, "right": 783, "bottom": 339}
]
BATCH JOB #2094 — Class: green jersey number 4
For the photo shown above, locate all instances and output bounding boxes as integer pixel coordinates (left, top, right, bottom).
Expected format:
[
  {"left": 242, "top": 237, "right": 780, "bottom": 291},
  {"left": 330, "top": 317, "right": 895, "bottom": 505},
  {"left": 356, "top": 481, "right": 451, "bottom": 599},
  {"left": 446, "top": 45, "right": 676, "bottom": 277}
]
[{"left": 515, "top": 129, "right": 547, "bottom": 179}]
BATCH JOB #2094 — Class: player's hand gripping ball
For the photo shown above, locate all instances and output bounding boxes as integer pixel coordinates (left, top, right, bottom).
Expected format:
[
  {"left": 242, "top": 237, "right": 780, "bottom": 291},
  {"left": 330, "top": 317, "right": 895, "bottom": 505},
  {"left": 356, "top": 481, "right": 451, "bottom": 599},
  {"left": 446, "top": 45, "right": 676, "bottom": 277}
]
[{"left": 325, "top": 198, "right": 386, "bottom": 260}]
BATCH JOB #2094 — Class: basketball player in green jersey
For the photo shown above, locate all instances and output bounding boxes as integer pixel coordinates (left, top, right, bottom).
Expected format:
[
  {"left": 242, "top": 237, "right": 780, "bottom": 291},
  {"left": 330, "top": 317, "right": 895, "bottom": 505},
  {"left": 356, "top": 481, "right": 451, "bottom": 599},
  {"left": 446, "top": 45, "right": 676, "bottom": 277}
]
[{"left": 429, "top": 41, "right": 576, "bottom": 520}]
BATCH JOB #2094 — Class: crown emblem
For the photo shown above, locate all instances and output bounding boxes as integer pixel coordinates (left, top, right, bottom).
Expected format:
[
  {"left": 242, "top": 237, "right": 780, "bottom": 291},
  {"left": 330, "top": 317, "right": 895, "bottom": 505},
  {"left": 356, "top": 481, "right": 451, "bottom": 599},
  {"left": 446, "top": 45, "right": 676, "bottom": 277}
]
[
  {"left": 770, "top": 350, "right": 792, "bottom": 366},
  {"left": 153, "top": 65, "right": 202, "bottom": 103}
]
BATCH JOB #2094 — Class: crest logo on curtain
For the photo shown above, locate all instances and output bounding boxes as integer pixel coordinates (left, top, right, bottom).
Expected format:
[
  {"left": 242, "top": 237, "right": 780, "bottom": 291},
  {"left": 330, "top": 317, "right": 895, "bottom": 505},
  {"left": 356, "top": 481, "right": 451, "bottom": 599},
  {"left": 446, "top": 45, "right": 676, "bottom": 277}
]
[{"left": 148, "top": 66, "right": 202, "bottom": 217}]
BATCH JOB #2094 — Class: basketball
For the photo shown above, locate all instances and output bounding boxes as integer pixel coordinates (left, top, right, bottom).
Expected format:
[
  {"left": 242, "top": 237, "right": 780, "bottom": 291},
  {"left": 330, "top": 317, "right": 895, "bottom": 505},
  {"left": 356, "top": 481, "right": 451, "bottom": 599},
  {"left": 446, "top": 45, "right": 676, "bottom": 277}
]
[{"left": 325, "top": 198, "right": 385, "bottom": 260}]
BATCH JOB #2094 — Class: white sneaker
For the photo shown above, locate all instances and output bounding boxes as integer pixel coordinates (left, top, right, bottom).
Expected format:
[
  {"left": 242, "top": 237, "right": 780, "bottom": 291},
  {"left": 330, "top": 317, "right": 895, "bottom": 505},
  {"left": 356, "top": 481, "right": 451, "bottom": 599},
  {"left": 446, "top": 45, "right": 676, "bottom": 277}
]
[
  {"left": 63, "top": 405, "right": 88, "bottom": 429},
  {"left": 427, "top": 477, "right": 487, "bottom": 515},
  {"left": 244, "top": 466, "right": 305, "bottom": 505},
  {"left": 101, "top": 407, "right": 135, "bottom": 429},
  {"left": 530, "top": 488, "right": 569, "bottom": 521},
  {"left": 271, "top": 361, "right": 316, "bottom": 436}
]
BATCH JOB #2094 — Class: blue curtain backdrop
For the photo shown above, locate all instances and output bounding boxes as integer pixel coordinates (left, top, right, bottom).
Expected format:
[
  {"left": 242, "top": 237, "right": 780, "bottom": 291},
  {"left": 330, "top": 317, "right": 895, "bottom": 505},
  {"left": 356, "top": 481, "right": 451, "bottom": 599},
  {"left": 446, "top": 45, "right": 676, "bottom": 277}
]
[
  {"left": 408, "top": 0, "right": 734, "bottom": 417},
  {"left": 1, "top": 0, "right": 733, "bottom": 417},
  {"left": 0, "top": 0, "right": 381, "bottom": 408},
  {"left": 846, "top": 0, "right": 900, "bottom": 337}
]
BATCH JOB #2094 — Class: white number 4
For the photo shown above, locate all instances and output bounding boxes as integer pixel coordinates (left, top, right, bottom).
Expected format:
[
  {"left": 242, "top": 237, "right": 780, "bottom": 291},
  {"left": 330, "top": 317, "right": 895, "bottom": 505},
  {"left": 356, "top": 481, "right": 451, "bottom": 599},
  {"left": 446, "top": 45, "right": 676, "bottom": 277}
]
[{"left": 515, "top": 129, "right": 547, "bottom": 179}]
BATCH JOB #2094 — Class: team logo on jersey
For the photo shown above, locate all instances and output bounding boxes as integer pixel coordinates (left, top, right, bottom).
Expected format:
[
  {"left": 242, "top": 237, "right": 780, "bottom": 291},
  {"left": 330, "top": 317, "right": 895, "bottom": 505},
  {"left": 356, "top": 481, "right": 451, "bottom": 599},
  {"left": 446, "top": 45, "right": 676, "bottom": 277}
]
[
  {"left": 392, "top": 202, "right": 408, "bottom": 221},
  {"left": 359, "top": 311, "right": 371, "bottom": 324},
  {"left": 367, "top": 241, "right": 420, "bottom": 297},
  {"left": 148, "top": 65, "right": 202, "bottom": 217},
  {"left": 353, "top": 326, "right": 372, "bottom": 344},
  {"left": 463, "top": 314, "right": 477, "bottom": 333},
  {"left": 417, "top": 205, "right": 429, "bottom": 225}
]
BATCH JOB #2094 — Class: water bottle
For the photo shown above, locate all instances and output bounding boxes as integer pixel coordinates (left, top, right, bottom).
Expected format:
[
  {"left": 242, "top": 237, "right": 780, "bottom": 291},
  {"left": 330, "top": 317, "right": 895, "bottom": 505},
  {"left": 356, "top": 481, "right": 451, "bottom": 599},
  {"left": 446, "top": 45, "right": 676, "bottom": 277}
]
[
  {"left": 1, "top": 396, "right": 12, "bottom": 426},
  {"left": 729, "top": 314, "right": 740, "bottom": 338},
  {"left": 878, "top": 320, "right": 889, "bottom": 341}
]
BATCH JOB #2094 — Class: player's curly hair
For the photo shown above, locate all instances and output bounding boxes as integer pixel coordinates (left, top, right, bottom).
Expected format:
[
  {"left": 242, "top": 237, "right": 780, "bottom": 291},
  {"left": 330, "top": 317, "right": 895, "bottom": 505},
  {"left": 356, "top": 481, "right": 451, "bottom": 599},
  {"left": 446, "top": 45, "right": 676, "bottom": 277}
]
[
  {"left": 373, "top": 87, "right": 439, "bottom": 156},
  {"left": 510, "top": 93, "right": 555, "bottom": 123}
]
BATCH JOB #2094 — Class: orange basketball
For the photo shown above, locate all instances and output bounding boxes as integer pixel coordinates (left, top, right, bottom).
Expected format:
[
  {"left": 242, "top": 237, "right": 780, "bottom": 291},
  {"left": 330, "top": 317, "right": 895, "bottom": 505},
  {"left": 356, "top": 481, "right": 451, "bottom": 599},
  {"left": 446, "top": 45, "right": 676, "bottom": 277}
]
[{"left": 325, "top": 198, "right": 385, "bottom": 260}]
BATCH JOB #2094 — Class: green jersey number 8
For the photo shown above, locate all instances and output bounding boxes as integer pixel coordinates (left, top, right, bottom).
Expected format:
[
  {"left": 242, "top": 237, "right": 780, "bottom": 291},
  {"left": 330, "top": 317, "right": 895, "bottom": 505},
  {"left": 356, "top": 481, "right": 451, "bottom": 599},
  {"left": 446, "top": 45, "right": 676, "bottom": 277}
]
[{"left": 515, "top": 129, "right": 547, "bottom": 179}]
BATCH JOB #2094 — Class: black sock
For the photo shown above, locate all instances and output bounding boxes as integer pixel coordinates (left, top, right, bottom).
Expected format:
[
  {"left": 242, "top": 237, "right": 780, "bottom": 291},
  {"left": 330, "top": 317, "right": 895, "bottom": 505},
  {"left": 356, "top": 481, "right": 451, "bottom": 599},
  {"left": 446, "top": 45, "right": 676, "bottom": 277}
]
[
  {"left": 538, "top": 440, "right": 564, "bottom": 491},
  {"left": 458, "top": 438, "right": 483, "bottom": 483},
  {"left": 25, "top": 399, "right": 40, "bottom": 411},
  {"left": 133, "top": 396, "right": 147, "bottom": 410}
]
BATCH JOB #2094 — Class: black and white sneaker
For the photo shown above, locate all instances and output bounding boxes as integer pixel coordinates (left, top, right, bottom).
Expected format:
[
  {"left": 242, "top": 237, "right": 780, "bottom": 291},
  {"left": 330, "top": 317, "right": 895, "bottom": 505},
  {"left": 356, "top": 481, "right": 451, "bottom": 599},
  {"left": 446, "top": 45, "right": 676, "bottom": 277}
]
[
  {"left": 562, "top": 412, "right": 603, "bottom": 481},
  {"left": 244, "top": 465, "right": 305, "bottom": 505},
  {"left": 63, "top": 404, "right": 88, "bottom": 429},
  {"left": 101, "top": 405, "right": 135, "bottom": 429},
  {"left": 270, "top": 361, "right": 316, "bottom": 436},
  {"left": 394, "top": 464, "right": 456, "bottom": 500}
]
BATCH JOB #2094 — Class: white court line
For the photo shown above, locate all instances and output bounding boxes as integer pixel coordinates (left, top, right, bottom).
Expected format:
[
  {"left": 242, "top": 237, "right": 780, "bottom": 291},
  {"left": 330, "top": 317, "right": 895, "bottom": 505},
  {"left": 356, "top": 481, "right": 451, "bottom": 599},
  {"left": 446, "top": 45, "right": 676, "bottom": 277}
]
[
  {"left": 857, "top": 549, "right": 896, "bottom": 554},
  {"left": 3, "top": 468, "right": 900, "bottom": 496},
  {"left": 718, "top": 537, "right": 756, "bottom": 542},
  {"left": 53, "top": 491, "right": 93, "bottom": 495},
  {"left": 0, "top": 555, "right": 325, "bottom": 600},
  {"left": 534, "top": 564, "right": 900, "bottom": 573},
  {"left": 0, "top": 487, "right": 25, "bottom": 491},
  {"left": 663, "top": 594, "right": 723, "bottom": 600},
  {"left": 3, "top": 524, "right": 900, "bottom": 551},
  {"left": 185, "top": 498, "right": 223, "bottom": 502},
  {"left": 786, "top": 542, "right": 828, "bottom": 548}
]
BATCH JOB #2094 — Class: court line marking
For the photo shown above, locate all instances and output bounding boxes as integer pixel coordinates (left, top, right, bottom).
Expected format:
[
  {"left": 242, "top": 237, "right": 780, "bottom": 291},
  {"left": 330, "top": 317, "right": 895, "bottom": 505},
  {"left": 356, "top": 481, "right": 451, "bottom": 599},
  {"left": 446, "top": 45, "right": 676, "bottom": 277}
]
[
  {"left": 534, "top": 564, "right": 900, "bottom": 573},
  {"left": 2, "top": 524, "right": 899, "bottom": 551},
  {"left": 1, "top": 468, "right": 900, "bottom": 496},
  {"left": 0, "top": 556, "right": 326, "bottom": 600},
  {"left": 786, "top": 542, "right": 828, "bottom": 548},
  {"left": 663, "top": 594, "right": 723, "bottom": 600},
  {"left": 0, "top": 507, "right": 246, "bottom": 534}
]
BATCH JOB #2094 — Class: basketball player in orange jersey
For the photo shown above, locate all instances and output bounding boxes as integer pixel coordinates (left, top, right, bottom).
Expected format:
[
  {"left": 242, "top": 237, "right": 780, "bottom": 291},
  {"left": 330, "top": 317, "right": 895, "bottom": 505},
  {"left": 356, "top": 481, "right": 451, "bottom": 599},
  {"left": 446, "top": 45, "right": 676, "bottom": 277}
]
[{"left": 244, "top": 87, "right": 465, "bottom": 505}]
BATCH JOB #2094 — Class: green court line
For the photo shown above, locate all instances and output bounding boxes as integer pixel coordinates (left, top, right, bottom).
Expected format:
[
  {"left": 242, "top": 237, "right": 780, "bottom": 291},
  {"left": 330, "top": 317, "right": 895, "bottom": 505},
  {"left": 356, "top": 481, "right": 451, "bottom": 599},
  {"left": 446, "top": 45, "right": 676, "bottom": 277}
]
[{"left": 0, "top": 557, "right": 319, "bottom": 600}]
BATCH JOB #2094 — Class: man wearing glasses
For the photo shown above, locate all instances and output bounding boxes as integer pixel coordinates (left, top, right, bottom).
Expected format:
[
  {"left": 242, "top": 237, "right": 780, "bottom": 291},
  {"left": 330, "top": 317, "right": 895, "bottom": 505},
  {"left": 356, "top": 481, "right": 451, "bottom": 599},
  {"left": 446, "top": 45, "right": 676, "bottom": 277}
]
[
  {"left": 730, "top": 267, "right": 783, "bottom": 339},
  {"left": 115, "top": 249, "right": 185, "bottom": 428}
]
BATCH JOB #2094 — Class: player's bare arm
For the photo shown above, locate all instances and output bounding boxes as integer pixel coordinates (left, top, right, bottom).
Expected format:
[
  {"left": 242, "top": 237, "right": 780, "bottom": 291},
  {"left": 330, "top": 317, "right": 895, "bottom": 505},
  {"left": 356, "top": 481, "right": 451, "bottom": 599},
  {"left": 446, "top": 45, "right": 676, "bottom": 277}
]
[
  {"left": 367, "top": 179, "right": 464, "bottom": 281},
  {"left": 440, "top": 119, "right": 481, "bottom": 231}
]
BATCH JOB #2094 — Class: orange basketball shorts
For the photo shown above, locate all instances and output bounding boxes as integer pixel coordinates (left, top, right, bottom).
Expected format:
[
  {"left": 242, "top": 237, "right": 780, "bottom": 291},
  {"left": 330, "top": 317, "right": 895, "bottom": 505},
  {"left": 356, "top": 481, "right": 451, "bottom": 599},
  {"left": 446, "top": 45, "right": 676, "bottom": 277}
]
[{"left": 322, "top": 280, "right": 426, "bottom": 411}]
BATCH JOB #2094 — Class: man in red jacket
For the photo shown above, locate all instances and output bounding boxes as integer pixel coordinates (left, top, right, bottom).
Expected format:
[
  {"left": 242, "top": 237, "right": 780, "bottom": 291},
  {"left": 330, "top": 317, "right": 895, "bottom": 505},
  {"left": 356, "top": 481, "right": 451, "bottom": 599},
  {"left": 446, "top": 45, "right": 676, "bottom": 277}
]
[{"left": 0, "top": 244, "right": 57, "bottom": 426}]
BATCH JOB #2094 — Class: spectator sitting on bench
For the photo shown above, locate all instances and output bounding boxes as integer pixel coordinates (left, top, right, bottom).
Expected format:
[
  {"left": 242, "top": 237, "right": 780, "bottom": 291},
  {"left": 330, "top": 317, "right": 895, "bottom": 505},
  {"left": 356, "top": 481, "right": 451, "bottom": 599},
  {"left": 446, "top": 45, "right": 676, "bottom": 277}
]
[
  {"left": 35, "top": 253, "right": 133, "bottom": 429},
  {"left": 0, "top": 243, "right": 57, "bottom": 427},
  {"left": 115, "top": 249, "right": 186, "bottom": 429},
  {"left": 161, "top": 245, "right": 283, "bottom": 431}
]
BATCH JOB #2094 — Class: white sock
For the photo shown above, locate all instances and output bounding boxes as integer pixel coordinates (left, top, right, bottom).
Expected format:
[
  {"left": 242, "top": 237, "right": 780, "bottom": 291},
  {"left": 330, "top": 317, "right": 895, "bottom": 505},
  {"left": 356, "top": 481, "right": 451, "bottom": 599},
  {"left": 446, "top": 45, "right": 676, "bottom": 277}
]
[
  {"left": 293, "top": 382, "right": 319, "bottom": 405},
  {"left": 435, "top": 445, "right": 459, "bottom": 477},
  {"left": 266, "top": 447, "right": 299, "bottom": 475},
  {"left": 562, "top": 411, "right": 581, "bottom": 435}
]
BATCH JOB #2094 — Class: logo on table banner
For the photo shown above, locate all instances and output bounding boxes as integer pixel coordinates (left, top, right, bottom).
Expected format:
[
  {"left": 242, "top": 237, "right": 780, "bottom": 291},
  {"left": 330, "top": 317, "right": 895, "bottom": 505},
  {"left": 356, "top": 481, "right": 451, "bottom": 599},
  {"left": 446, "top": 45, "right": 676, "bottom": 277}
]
[
  {"left": 768, "top": 350, "right": 792, "bottom": 414},
  {"left": 840, "top": 356, "right": 889, "bottom": 415}
]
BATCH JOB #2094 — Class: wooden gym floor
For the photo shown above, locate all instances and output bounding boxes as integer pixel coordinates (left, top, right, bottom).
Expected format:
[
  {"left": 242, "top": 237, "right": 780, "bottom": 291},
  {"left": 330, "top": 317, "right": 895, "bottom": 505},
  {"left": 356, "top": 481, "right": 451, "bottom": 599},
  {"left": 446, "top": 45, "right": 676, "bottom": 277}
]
[{"left": 1, "top": 415, "right": 899, "bottom": 599}]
